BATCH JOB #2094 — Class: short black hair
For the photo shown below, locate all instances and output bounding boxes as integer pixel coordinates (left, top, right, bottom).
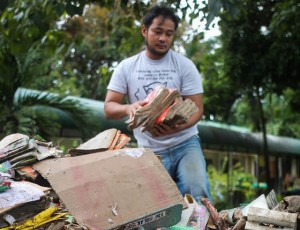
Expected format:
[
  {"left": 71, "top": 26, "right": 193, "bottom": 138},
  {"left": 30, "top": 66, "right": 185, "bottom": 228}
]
[{"left": 143, "top": 5, "right": 180, "bottom": 30}]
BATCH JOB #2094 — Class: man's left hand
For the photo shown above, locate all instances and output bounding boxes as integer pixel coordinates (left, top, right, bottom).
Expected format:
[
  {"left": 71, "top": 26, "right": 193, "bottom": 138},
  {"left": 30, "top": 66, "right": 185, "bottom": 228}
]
[{"left": 149, "top": 123, "right": 182, "bottom": 137}]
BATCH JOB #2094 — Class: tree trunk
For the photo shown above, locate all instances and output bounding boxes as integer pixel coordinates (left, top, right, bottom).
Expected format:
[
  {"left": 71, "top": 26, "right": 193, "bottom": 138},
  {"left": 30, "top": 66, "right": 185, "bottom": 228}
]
[{"left": 256, "top": 88, "right": 271, "bottom": 191}]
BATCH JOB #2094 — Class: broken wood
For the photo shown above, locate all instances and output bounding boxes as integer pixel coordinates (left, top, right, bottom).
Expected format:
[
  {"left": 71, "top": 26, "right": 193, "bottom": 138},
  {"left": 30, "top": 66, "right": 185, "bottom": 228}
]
[
  {"left": 245, "top": 221, "right": 294, "bottom": 230},
  {"left": 247, "top": 207, "right": 298, "bottom": 229},
  {"left": 201, "top": 197, "right": 227, "bottom": 230}
]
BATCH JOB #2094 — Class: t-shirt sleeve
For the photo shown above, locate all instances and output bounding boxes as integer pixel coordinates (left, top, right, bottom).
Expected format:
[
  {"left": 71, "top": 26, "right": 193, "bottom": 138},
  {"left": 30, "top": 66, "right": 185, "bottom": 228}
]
[
  {"left": 107, "top": 61, "right": 127, "bottom": 94},
  {"left": 180, "top": 59, "right": 203, "bottom": 96}
]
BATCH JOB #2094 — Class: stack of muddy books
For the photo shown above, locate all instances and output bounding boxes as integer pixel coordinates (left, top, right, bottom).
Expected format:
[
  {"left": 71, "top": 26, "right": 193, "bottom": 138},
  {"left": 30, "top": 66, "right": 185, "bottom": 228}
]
[
  {"left": 126, "top": 87, "right": 199, "bottom": 132},
  {"left": 0, "top": 133, "right": 63, "bottom": 173},
  {"left": 68, "top": 128, "right": 131, "bottom": 156}
]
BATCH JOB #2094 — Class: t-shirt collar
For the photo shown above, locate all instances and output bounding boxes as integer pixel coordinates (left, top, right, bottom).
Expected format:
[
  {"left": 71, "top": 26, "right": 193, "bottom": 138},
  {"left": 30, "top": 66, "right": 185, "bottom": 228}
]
[{"left": 142, "top": 50, "right": 171, "bottom": 64}]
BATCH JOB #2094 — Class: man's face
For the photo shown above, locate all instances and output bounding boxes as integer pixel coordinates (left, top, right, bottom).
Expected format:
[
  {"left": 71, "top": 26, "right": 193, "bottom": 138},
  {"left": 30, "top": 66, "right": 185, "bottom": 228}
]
[{"left": 142, "top": 16, "right": 175, "bottom": 60}]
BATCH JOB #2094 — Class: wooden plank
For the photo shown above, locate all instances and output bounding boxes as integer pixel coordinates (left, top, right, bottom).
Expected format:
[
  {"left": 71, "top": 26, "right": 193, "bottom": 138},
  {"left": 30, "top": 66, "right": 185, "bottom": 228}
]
[
  {"left": 247, "top": 207, "right": 297, "bottom": 229},
  {"left": 245, "top": 221, "right": 294, "bottom": 230}
]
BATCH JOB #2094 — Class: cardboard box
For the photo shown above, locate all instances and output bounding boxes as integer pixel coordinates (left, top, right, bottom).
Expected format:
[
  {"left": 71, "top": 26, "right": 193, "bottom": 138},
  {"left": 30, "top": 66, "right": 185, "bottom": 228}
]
[{"left": 34, "top": 148, "right": 185, "bottom": 229}]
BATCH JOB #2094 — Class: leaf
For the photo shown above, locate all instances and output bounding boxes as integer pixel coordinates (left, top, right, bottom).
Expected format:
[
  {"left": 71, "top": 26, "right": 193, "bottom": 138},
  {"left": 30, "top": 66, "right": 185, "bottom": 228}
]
[{"left": 13, "top": 11, "right": 24, "bottom": 21}]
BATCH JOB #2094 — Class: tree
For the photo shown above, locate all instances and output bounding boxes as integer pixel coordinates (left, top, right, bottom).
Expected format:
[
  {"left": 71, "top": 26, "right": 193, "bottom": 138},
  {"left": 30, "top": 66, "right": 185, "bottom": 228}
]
[
  {"left": 231, "top": 89, "right": 300, "bottom": 138},
  {"left": 0, "top": 0, "right": 91, "bottom": 138},
  {"left": 33, "top": 3, "right": 148, "bottom": 100},
  {"left": 202, "top": 0, "right": 300, "bottom": 136},
  {"left": 214, "top": 0, "right": 300, "bottom": 188},
  {"left": 183, "top": 36, "right": 241, "bottom": 121},
  {"left": 0, "top": 0, "right": 153, "bottom": 138}
]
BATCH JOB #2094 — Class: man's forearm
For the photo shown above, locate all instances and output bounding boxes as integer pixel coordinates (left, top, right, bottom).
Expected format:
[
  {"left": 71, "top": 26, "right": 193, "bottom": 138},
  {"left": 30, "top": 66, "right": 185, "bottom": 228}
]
[{"left": 104, "top": 102, "right": 129, "bottom": 120}]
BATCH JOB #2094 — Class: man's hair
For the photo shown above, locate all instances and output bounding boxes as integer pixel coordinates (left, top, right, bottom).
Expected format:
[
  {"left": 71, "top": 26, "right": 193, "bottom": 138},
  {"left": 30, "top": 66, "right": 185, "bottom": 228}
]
[{"left": 143, "top": 5, "right": 180, "bottom": 30}]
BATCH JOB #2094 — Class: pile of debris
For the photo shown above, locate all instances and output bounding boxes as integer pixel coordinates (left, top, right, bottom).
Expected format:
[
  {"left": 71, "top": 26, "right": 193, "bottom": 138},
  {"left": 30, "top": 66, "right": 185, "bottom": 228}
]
[
  {"left": 0, "top": 133, "right": 73, "bottom": 229},
  {"left": 126, "top": 87, "right": 198, "bottom": 132},
  {"left": 1, "top": 130, "right": 299, "bottom": 230},
  {"left": 208, "top": 191, "right": 300, "bottom": 230},
  {"left": 0, "top": 129, "right": 132, "bottom": 229}
]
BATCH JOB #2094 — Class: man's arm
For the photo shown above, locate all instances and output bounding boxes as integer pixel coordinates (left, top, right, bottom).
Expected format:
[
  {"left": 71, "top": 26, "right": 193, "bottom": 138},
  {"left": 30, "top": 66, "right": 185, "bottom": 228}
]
[
  {"left": 104, "top": 90, "right": 144, "bottom": 120},
  {"left": 150, "top": 93, "right": 203, "bottom": 137}
]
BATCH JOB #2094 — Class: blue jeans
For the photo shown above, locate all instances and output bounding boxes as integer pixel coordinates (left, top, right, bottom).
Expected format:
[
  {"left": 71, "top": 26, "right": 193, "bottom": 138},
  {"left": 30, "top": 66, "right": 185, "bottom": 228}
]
[{"left": 155, "top": 135, "right": 212, "bottom": 203}]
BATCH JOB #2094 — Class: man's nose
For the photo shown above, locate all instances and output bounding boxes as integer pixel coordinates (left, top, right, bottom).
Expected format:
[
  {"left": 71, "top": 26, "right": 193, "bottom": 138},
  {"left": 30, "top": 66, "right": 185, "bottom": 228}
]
[{"left": 159, "top": 34, "right": 167, "bottom": 43}]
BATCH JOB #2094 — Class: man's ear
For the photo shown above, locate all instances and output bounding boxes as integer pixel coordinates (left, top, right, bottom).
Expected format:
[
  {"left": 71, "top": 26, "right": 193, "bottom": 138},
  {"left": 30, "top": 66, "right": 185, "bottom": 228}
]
[{"left": 141, "top": 25, "right": 147, "bottom": 37}]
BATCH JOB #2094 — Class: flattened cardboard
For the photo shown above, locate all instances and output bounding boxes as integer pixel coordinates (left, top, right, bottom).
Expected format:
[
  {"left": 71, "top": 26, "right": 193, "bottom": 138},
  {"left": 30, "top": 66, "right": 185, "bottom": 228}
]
[{"left": 33, "top": 148, "right": 185, "bottom": 229}]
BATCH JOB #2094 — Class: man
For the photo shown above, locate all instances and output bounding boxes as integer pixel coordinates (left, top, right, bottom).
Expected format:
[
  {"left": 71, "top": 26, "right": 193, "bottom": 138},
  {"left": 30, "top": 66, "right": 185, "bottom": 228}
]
[{"left": 104, "top": 5, "right": 212, "bottom": 202}]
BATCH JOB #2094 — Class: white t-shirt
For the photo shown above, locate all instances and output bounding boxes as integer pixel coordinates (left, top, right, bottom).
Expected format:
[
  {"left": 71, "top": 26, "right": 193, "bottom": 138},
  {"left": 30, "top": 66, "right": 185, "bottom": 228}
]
[{"left": 107, "top": 49, "right": 203, "bottom": 151}]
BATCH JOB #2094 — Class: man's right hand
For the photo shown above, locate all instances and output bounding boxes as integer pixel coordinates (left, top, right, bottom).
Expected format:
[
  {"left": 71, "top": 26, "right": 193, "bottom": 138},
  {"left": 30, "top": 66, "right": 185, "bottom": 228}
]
[
  {"left": 126, "top": 101, "right": 144, "bottom": 121},
  {"left": 104, "top": 89, "right": 144, "bottom": 120}
]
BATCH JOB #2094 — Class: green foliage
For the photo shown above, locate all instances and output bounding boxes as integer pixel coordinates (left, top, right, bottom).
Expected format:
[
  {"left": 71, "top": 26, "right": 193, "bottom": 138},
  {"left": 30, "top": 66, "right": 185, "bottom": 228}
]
[
  {"left": 211, "top": 0, "right": 300, "bottom": 138},
  {"left": 0, "top": 0, "right": 154, "bottom": 138},
  {"left": 0, "top": 88, "right": 94, "bottom": 139},
  {"left": 264, "top": 89, "right": 300, "bottom": 138},
  {"left": 215, "top": 0, "right": 300, "bottom": 184},
  {"left": 200, "top": 0, "right": 239, "bottom": 29},
  {"left": 207, "top": 165, "right": 228, "bottom": 210},
  {"left": 184, "top": 37, "right": 239, "bottom": 121},
  {"left": 208, "top": 160, "right": 256, "bottom": 210},
  {"left": 0, "top": 0, "right": 96, "bottom": 138},
  {"left": 268, "top": 0, "right": 300, "bottom": 94},
  {"left": 27, "top": 3, "right": 149, "bottom": 100},
  {"left": 229, "top": 96, "right": 257, "bottom": 131}
]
